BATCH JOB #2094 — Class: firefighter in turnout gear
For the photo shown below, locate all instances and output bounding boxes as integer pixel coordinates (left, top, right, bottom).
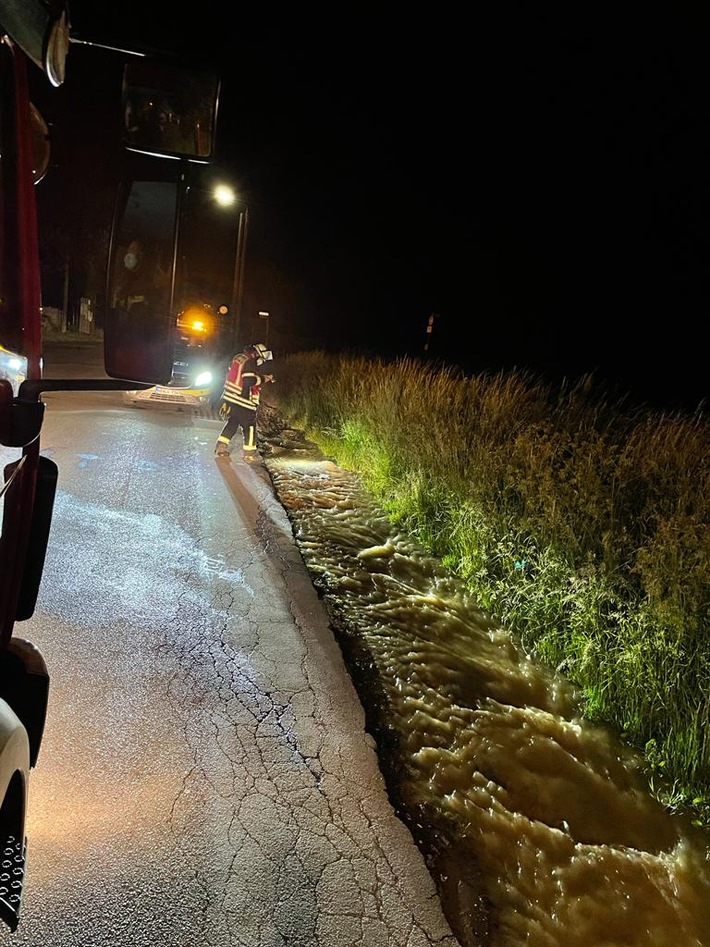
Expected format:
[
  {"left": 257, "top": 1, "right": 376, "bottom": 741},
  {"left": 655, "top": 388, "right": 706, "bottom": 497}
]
[{"left": 215, "top": 343, "right": 274, "bottom": 461}]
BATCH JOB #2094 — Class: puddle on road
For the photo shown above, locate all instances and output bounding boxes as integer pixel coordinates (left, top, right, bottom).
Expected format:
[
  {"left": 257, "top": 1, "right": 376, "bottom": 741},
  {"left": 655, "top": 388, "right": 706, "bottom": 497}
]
[{"left": 261, "top": 430, "right": 710, "bottom": 947}]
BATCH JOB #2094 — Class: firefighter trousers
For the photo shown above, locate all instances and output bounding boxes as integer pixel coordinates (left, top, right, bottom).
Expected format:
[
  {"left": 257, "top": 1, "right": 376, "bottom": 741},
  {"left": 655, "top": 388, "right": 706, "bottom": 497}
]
[{"left": 216, "top": 404, "right": 258, "bottom": 452}]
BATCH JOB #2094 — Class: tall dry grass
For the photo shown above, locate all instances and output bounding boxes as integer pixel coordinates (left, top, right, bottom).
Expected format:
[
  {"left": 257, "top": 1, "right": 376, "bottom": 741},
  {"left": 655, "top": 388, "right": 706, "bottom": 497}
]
[{"left": 267, "top": 350, "right": 710, "bottom": 822}]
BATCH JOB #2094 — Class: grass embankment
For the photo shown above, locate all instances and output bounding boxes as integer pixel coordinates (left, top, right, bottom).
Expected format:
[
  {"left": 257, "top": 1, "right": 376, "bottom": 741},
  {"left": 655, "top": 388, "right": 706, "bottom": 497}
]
[{"left": 268, "top": 350, "right": 710, "bottom": 826}]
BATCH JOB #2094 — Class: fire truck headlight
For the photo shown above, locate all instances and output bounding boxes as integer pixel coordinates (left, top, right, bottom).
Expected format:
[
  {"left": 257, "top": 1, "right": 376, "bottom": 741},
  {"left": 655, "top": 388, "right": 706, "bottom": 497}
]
[
  {"left": 0, "top": 346, "right": 28, "bottom": 397},
  {"left": 194, "top": 370, "right": 213, "bottom": 388}
]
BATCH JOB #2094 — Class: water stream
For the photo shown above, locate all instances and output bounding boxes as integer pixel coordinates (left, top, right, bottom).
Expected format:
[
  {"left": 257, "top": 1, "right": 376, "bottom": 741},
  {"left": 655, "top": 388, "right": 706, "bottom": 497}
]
[{"left": 260, "top": 418, "right": 710, "bottom": 947}]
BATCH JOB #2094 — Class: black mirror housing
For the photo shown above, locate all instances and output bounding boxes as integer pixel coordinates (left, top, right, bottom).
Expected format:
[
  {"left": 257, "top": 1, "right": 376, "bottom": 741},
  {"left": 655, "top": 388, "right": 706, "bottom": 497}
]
[{"left": 121, "top": 60, "right": 220, "bottom": 163}]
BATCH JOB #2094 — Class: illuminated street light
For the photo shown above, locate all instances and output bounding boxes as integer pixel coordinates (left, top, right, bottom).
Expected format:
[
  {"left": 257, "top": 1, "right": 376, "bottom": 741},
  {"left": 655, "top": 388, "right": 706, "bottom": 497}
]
[
  {"left": 213, "top": 183, "right": 248, "bottom": 348},
  {"left": 213, "top": 183, "right": 237, "bottom": 207}
]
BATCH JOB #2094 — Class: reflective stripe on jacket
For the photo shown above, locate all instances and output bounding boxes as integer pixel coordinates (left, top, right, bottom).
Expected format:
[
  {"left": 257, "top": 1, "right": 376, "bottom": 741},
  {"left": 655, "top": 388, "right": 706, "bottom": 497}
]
[{"left": 221, "top": 352, "right": 263, "bottom": 410}]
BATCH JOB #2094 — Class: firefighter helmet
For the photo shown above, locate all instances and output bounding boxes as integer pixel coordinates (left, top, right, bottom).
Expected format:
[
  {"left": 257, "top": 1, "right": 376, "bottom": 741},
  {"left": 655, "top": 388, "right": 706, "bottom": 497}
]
[{"left": 251, "top": 342, "right": 273, "bottom": 365}]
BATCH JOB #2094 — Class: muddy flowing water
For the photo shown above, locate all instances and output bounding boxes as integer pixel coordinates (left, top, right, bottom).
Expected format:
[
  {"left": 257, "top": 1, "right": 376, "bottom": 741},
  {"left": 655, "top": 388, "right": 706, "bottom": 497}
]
[{"left": 260, "top": 417, "right": 710, "bottom": 947}]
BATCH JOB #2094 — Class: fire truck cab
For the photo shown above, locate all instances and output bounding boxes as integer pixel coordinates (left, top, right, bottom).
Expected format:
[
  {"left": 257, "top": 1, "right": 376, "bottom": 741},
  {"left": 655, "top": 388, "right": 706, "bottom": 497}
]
[{"left": 0, "top": 2, "right": 219, "bottom": 929}]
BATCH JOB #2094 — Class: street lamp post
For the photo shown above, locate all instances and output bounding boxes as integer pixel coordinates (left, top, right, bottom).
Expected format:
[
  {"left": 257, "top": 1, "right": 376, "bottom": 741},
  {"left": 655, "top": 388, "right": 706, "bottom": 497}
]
[
  {"left": 230, "top": 205, "right": 249, "bottom": 348},
  {"left": 213, "top": 183, "right": 248, "bottom": 351},
  {"left": 258, "top": 310, "right": 269, "bottom": 346},
  {"left": 424, "top": 312, "right": 439, "bottom": 354}
]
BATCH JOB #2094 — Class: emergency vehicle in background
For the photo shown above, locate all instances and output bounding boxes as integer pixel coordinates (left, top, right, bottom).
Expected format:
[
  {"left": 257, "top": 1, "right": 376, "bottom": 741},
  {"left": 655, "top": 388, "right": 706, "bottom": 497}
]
[
  {"left": 123, "top": 301, "right": 230, "bottom": 410},
  {"left": 0, "top": 2, "right": 219, "bottom": 929}
]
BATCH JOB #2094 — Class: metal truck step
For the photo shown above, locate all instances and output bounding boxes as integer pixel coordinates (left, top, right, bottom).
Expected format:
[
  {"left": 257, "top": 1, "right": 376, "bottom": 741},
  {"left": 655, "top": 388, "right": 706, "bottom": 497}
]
[{"left": 0, "top": 835, "right": 25, "bottom": 931}]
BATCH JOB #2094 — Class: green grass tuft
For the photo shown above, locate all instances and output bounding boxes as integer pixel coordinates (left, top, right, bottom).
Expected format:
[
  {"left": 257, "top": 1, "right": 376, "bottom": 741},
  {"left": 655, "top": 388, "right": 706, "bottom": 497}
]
[{"left": 269, "top": 350, "right": 710, "bottom": 826}]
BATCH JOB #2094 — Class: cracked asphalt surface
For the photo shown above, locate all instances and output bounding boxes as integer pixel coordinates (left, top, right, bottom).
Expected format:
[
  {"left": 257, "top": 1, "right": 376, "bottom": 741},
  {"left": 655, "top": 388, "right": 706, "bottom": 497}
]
[{"left": 4, "top": 341, "right": 458, "bottom": 947}]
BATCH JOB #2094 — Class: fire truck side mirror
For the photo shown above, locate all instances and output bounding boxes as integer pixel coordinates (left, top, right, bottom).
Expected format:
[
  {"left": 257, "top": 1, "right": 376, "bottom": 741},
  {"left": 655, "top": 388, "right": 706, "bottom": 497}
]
[
  {"left": 103, "top": 61, "right": 220, "bottom": 385},
  {"left": 121, "top": 60, "right": 220, "bottom": 164},
  {"left": 103, "top": 178, "right": 181, "bottom": 385}
]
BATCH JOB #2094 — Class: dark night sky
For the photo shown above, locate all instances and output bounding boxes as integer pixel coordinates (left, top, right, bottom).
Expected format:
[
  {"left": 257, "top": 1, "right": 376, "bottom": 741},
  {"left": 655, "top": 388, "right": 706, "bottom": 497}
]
[{"left": 34, "top": 5, "right": 710, "bottom": 412}]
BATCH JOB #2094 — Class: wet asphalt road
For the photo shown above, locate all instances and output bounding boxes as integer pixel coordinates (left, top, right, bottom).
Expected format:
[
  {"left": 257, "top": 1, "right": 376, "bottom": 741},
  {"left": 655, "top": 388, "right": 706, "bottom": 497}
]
[{"left": 4, "top": 339, "right": 457, "bottom": 947}]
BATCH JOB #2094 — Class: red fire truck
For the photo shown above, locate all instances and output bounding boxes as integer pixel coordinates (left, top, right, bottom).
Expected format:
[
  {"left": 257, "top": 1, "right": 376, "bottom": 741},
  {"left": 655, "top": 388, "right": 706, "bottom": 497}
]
[{"left": 0, "top": 3, "right": 219, "bottom": 929}]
